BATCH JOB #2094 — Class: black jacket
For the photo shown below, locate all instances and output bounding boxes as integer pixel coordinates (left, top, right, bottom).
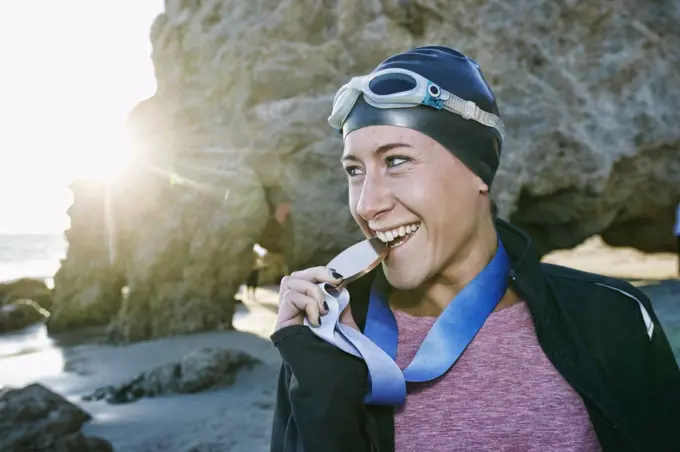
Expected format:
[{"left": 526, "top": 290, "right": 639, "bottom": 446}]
[{"left": 269, "top": 220, "right": 680, "bottom": 452}]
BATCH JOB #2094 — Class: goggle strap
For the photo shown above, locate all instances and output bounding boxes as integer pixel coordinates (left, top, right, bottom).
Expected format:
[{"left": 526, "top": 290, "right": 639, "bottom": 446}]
[
  {"left": 443, "top": 95, "right": 505, "bottom": 141},
  {"left": 329, "top": 69, "right": 505, "bottom": 142}
]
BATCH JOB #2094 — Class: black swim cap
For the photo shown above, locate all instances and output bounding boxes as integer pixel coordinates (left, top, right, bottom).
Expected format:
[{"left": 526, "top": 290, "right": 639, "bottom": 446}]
[{"left": 342, "top": 46, "right": 503, "bottom": 187}]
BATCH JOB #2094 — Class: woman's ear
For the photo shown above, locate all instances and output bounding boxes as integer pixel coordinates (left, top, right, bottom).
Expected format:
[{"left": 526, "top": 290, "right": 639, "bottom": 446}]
[{"left": 480, "top": 183, "right": 489, "bottom": 194}]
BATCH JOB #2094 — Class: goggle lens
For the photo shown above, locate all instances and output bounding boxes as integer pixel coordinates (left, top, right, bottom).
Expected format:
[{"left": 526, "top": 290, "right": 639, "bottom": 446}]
[{"left": 368, "top": 72, "right": 417, "bottom": 95}]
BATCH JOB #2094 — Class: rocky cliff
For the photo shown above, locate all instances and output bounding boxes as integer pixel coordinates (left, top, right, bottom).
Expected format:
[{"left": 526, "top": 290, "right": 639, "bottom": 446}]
[{"left": 50, "top": 0, "right": 680, "bottom": 341}]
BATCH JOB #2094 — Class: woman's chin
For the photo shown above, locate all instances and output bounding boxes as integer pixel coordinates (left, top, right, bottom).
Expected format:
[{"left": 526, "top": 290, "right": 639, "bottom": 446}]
[{"left": 382, "top": 265, "right": 424, "bottom": 291}]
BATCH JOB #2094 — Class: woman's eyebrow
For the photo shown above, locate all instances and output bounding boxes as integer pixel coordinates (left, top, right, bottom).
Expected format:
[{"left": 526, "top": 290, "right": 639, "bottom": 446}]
[{"left": 341, "top": 142, "right": 413, "bottom": 163}]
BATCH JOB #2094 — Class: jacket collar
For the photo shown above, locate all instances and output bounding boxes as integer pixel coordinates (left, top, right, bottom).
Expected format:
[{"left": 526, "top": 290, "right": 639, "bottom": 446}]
[{"left": 494, "top": 219, "right": 550, "bottom": 322}]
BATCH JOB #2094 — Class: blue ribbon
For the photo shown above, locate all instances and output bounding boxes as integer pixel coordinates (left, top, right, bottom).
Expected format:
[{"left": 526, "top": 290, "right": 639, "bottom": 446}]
[{"left": 306, "top": 236, "right": 511, "bottom": 406}]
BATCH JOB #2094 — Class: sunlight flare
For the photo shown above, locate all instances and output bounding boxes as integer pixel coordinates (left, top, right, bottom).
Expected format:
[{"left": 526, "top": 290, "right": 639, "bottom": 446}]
[{"left": 72, "top": 128, "right": 136, "bottom": 182}]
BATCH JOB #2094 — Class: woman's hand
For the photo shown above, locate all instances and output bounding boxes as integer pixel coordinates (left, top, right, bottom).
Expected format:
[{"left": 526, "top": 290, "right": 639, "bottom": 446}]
[{"left": 275, "top": 266, "right": 343, "bottom": 331}]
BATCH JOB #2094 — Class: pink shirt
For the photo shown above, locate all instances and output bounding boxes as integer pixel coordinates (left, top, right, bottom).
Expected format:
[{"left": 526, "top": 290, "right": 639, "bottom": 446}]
[{"left": 393, "top": 301, "right": 602, "bottom": 452}]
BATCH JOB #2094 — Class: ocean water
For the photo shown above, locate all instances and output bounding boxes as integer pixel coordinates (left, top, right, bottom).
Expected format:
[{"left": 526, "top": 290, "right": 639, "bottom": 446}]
[
  {"left": 0, "top": 234, "right": 68, "bottom": 387},
  {"left": 0, "top": 233, "right": 67, "bottom": 284}
]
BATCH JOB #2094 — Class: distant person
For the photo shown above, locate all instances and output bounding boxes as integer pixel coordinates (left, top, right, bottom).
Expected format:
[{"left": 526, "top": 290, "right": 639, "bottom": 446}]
[
  {"left": 245, "top": 268, "right": 259, "bottom": 302},
  {"left": 269, "top": 46, "right": 680, "bottom": 451}
]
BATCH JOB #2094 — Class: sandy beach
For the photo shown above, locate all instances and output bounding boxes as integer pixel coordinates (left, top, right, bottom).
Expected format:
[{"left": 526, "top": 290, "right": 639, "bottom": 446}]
[
  {"left": 0, "top": 293, "right": 282, "bottom": 452},
  {"left": 1, "top": 238, "right": 678, "bottom": 452}
]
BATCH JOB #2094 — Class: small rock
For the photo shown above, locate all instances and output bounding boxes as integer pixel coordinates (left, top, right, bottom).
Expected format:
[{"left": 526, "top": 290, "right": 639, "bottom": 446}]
[
  {"left": 0, "top": 383, "right": 112, "bottom": 451},
  {"left": 142, "top": 363, "right": 182, "bottom": 396},
  {"left": 0, "top": 299, "right": 50, "bottom": 333},
  {"left": 83, "top": 347, "right": 260, "bottom": 404},
  {"left": 81, "top": 387, "right": 108, "bottom": 402},
  {"left": 0, "top": 277, "right": 53, "bottom": 311},
  {"left": 178, "top": 348, "right": 259, "bottom": 393}
]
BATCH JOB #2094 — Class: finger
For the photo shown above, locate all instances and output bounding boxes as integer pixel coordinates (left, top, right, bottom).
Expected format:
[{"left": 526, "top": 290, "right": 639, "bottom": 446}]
[
  {"left": 277, "top": 289, "right": 303, "bottom": 323},
  {"left": 285, "top": 290, "right": 322, "bottom": 327},
  {"left": 277, "top": 289, "right": 322, "bottom": 327},
  {"left": 281, "top": 277, "right": 328, "bottom": 314},
  {"left": 288, "top": 266, "right": 344, "bottom": 285}
]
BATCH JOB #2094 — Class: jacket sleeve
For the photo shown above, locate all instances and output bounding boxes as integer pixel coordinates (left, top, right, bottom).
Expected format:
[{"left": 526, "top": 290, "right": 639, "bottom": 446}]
[
  {"left": 269, "top": 325, "right": 373, "bottom": 452},
  {"left": 627, "top": 284, "right": 680, "bottom": 449},
  {"left": 626, "top": 283, "right": 680, "bottom": 381}
]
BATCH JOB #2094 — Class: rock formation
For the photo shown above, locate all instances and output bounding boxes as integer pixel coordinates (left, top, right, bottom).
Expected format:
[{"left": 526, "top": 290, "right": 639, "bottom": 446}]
[
  {"left": 51, "top": 0, "right": 680, "bottom": 341},
  {"left": 0, "top": 383, "right": 112, "bottom": 452},
  {"left": 82, "top": 347, "right": 260, "bottom": 404},
  {"left": 257, "top": 250, "right": 288, "bottom": 286},
  {"left": 49, "top": 179, "right": 125, "bottom": 333},
  {"left": 0, "top": 299, "right": 50, "bottom": 333},
  {"left": 0, "top": 277, "right": 52, "bottom": 311}
]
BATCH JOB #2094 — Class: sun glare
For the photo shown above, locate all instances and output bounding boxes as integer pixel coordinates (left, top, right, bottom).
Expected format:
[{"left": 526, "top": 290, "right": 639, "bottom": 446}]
[
  {"left": 71, "top": 128, "right": 136, "bottom": 182},
  {"left": 0, "top": 1, "right": 164, "bottom": 234}
]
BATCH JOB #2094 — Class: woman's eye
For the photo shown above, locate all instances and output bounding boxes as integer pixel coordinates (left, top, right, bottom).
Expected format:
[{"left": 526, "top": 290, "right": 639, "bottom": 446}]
[
  {"left": 344, "top": 166, "right": 364, "bottom": 177},
  {"left": 386, "top": 156, "right": 408, "bottom": 167},
  {"left": 343, "top": 157, "right": 408, "bottom": 177}
]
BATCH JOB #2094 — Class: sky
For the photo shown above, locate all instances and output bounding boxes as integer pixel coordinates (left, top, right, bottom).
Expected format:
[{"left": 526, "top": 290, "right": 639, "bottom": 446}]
[{"left": 0, "top": 1, "right": 164, "bottom": 234}]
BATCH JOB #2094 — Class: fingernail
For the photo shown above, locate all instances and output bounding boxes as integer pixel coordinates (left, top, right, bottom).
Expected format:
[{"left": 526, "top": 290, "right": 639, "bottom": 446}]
[
  {"left": 332, "top": 271, "right": 343, "bottom": 279},
  {"left": 323, "top": 301, "right": 329, "bottom": 311},
  {"left": 317, "top": 315, "right": 322, "bottom": 326}
]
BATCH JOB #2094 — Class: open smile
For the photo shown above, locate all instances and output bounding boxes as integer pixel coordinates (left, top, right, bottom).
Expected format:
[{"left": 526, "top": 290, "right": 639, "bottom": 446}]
[{"left": 371, "top": 222, "right": 420, "bottom": 249}]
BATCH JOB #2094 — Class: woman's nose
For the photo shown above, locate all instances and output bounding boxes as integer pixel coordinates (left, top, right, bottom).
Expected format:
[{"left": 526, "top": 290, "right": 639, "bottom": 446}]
[{"left": 356, "top": 174, "right": 392, "bottom": 221}]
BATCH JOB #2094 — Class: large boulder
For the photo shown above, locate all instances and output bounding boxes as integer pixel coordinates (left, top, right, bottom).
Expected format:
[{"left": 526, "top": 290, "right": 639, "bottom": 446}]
[
  {"left": 0, "top": 383, "right": 112, "bottom": 452},
  {"left": 141, "top": 0, "right": 680, "bottom": 257},
  {"left": 54, "top": 0, "right": 680, "bottom": 341}
]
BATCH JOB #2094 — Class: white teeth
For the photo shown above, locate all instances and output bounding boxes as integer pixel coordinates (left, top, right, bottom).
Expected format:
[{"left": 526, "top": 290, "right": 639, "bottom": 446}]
[{"left": 374, "top": 222, "right": 420, "bottom": 243}]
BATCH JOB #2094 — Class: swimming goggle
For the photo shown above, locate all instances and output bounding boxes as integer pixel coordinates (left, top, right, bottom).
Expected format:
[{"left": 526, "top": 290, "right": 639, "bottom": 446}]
[{"left": 327, "top": 68, "right": 504, "bottom": 142}]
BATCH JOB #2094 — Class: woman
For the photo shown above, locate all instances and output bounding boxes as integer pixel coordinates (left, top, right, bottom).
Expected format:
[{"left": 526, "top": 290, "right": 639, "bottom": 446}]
[{"left": 269, "top": 46, "right": 679, "bottom": 452}]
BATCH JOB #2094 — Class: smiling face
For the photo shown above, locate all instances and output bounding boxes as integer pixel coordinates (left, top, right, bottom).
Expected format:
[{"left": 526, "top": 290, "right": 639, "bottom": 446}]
[{"left": 342, "top": 125, "right": 493, "bottom": 290}]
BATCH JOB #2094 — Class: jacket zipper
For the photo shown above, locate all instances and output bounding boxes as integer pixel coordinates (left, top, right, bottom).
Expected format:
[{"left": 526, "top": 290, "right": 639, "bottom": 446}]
[{"left": 509, "top": 272, "right": 640, "bottom": 452}]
